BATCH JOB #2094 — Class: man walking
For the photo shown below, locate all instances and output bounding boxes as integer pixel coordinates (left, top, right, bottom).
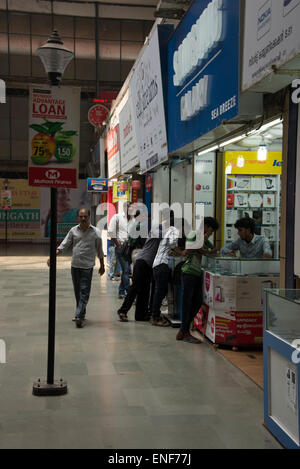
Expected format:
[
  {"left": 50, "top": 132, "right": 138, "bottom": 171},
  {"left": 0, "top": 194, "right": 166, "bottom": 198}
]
[{"left": 47, "top": 208, "right": 105, "bottom": 328}]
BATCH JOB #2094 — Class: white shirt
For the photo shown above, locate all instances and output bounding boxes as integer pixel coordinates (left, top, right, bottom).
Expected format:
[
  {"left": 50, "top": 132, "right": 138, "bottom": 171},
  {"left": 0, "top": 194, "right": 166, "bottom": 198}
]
[
  {"left": 152, "top": 226, "right": 179, "bottom": 268},
  {"left": 108, "top": 213, "right": 134, "bottom": 244}
]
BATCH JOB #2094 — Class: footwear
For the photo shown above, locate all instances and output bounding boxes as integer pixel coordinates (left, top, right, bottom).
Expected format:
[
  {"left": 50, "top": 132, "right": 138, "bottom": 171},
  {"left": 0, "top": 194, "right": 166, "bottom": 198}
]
[
  {"left": 118, "top": 292, "right": 126, "bottom": 299},
  {"left": 182, "top": 333, "right": 202, "bottom": 344},
  {"left": 152, "top": 318, "right": 170, "bottom": 327},
  {"left": 176, "top": 329, "right": 185, "bottom": 340},
  {"left": 75, "top": 318, "right": 84, "bottom": 328},
  {"left": 118, "top": 311, "right": 128, "bottom": 322}
]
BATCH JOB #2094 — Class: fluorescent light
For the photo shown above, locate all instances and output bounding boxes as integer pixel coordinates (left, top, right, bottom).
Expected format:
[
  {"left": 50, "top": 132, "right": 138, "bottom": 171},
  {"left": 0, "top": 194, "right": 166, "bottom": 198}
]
[
  {"left": 197, "top": 145, "right": 218, "bottom": 156},
  {"left": 220, "top": 134, "right": 247, "bottom": 147},
  {"left": 257, "top": 144, "right": 267, "bottom": 161},
  {"left": 258, "top": 118, "right": 282, "bottom": 133}
]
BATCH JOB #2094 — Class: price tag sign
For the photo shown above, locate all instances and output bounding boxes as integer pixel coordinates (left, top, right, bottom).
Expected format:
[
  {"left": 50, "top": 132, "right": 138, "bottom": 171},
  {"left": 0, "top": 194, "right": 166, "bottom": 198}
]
[{"left": 1, "top": 190, "right": 12, "bottom": 210}]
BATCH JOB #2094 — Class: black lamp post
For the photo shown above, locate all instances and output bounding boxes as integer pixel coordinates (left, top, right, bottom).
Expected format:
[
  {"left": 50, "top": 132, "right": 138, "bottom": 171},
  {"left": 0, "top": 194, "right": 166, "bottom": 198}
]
[{"left": 32, "top": 31, "right": 73, "bottom": 397}]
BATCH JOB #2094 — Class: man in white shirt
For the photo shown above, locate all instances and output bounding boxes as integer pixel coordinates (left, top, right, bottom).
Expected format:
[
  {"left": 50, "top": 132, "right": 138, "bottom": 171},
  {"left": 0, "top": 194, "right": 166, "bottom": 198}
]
[
  {"left": 108, "top": 202, "right": 132, "bottom": 298},
  {"left": 48, "top": 208, "right": 105, "bottom": 328}
]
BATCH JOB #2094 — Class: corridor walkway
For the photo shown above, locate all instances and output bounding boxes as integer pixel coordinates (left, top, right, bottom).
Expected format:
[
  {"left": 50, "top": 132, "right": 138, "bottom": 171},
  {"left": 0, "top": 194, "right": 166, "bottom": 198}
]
[{"left": 0, "top": 249, "right": 282, "bottom": 449}]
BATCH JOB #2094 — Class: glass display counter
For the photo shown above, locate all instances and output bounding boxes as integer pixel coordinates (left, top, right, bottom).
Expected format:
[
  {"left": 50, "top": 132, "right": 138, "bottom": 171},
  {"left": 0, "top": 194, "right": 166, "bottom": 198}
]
[
  {"left": 193, "top": 255, "right": 280, "bottom": 348},
  {"left": 264, "top": 290, "right": 300, "bottom": 449}
]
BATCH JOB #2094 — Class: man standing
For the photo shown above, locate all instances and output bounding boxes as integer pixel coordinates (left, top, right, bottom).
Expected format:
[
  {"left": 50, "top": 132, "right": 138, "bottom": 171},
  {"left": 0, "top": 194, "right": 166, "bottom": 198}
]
[
  {"left": 47, "top": 208, "right": 105, "bottom": 328},
  {"left": 108, "top": 202, "right": 132, "bottom": 299}
]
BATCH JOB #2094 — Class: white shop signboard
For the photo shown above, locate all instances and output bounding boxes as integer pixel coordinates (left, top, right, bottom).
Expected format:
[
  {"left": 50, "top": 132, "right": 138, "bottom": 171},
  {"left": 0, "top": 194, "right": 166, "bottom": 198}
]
[
  {"left": 130, "top": 27, "right": 168, "bottom": 173},
  {"left": 242, "top": 0, "right": 300, "bottom": 92},
  {"left": 119, "top": 95, "right": 139, "bottom": 174},
  {"left": 194, "top": 152, "right": 216, "bottom": 222}
]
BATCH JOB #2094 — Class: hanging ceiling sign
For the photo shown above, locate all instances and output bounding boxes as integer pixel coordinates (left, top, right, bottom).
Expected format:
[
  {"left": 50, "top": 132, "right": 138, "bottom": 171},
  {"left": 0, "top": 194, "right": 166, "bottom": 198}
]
[
  {"left": 242, "top": 0, "right": 300, "bottom": 92},
  {"left": 168, "top": 0, "right": 240, "bottom": 154},
  {"left": 28, "top": 85, "right": 80, "bottom": 189},
  {"left": 130, "top": 26, "right": 171, "bottom": 173},
  {"left": 87, "top": 178, "right": 108, "bottom": 192},
  {"left": 88, "top": 104, "right": 109, "bottom": 128}
]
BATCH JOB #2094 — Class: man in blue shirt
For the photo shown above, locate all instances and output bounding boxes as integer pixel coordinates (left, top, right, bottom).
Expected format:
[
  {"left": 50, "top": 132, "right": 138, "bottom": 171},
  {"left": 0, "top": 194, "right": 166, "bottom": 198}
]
[{"left": 221, "top": 217, "right": 272, "bottom": 258}]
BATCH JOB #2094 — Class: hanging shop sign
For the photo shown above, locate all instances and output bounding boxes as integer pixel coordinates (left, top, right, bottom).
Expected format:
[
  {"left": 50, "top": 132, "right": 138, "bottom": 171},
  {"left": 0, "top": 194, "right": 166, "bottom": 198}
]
[
  {"left": 130, "top": 25, "right": 172, "bottom": 173},
  {"left": 119, "top": 95, "right": 139, "bottom": 174},
  {"left": 224, "top": 151, "right": 282, "bottom": 175},
  {"left": 112, "top": 181, "right": 130, "bottom": 203},
  {"left": 168, "top": 0, "right": 240, "bottom": 154},
  {"left": 243, "top": 0, "right": 300, "bottom": 92},
  {"left": 88, "top": 104, "right": 109, "bottom": 128},
  {"left": 87, "top": 178, "right": 108, "bottom": 192},
  {"left": 294, "top": 105, "right": 300, "bottom": 276},
  {"left": 194, "top": 152, "right": 216, "bottom": 218},
  {"left": 28, "top": 85, "right": 80, "bottom": 189},
  {"left": 106, "top": 125, "right": 121, "bottom": 179}
]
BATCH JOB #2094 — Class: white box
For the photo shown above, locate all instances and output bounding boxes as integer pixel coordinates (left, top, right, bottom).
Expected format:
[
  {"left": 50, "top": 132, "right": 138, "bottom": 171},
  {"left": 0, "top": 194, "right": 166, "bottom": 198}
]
[
  {"left": 261, "top": 226, "right": 276, "bottom": 241},
  {"left": 262, "top": 177, "right": 276, "bottom": 191},
  {"left": 234, "top": 193, "right": 248, "bottom": 208},
  {"left": 248, "top": 193, "right": 263, "bottom": 208},
  {"left": 262, "top": 210, "right": 276, "bottom": 225},
  {"left": 226, "top": 209, "right": 239, "bottom": 225},
  {"left": 263, "top": 193, "right": 276, "bottom": 208},
  {"left": 235, "top": 177, "right": 251, "bottom": 190},
  {"left": 250, "top": 177, "right": 262, "bottom": 191}
]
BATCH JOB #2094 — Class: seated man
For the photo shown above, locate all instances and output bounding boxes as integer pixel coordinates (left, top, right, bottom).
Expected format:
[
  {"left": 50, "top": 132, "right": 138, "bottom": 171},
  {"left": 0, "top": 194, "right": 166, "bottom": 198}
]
[{"left": 220, "top": 217, "right": 272, "bottom": 258}]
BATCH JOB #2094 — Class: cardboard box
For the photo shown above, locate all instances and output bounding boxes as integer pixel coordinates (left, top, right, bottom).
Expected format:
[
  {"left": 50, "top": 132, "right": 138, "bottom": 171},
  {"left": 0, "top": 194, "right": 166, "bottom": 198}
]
[
  {"left": 262, "top": 177, "right": 276, "bottom": 191},
  {"left": 203, "top": 271, "right": 279, "bottom": 312},
  {"left": 263, "top": 193, "right": 275, "bottom": 208},
  {"left": 262, "top": 210, "right": 276, "bottom": 225},
  {"left": 250, "top": 176, "right": 262, "bottom": 191}
]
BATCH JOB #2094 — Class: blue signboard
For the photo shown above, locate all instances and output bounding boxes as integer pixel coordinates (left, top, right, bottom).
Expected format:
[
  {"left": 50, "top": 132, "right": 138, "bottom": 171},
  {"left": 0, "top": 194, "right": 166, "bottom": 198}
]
[
  {"left": 168, "top": 0, "right": 240, "bottom": 153},
  {"left": 87, "top": 178, "right": 108, "bottom": 192}
]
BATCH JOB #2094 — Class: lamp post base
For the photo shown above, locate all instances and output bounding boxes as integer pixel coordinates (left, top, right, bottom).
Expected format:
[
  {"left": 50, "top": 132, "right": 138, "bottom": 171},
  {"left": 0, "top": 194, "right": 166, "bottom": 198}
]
[{"left": 33, "top": 379, "right": 68, "bottom": 396}]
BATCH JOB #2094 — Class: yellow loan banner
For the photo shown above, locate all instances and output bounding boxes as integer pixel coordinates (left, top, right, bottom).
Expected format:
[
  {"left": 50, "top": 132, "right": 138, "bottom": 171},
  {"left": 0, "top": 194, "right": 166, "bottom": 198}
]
[{"left": 224, "top": 151, "right": 282, "bottom": 175}]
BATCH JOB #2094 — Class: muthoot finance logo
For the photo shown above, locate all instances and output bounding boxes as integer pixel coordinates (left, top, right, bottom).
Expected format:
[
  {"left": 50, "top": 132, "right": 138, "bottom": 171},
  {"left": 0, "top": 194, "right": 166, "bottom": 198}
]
[{"left": 0, "top": 339, "right": 6, "bottom": 364}]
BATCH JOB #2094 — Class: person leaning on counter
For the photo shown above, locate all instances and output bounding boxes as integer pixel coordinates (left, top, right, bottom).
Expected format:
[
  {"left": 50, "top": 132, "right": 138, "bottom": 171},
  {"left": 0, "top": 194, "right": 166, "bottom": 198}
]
[{"left": 220, "top": 217, "right": 272, "bottom": 259}]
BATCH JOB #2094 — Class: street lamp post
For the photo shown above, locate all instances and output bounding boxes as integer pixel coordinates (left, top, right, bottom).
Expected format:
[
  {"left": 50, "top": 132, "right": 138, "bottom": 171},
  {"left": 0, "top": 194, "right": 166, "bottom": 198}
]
[{"left": 32, "top": 31, "right": 73, "bottom": 397}]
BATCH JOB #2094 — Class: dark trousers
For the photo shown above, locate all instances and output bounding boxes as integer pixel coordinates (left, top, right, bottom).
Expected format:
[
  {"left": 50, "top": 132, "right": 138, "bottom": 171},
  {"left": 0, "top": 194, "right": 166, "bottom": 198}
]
[
  {"left": 181, "top": 273, "right": 203, "bottom": 334},
  {"left": 151, "top": 264, "right": 169, "bottom": 320},
  {"left": 119, "top": 259, "right": 152, "bottom": 321},
  {"left": 71, "top": 267, "right": 93, "bottom": 319}
]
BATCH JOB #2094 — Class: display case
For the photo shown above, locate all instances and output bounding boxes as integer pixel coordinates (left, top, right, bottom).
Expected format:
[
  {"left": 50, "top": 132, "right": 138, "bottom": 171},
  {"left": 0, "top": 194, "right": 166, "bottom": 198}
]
[
  {"left": 264, "top": 289, "right": 300, "bottom": 449},
  {"left": 193, "top": 255, "right": 280, "bottom": 348}
]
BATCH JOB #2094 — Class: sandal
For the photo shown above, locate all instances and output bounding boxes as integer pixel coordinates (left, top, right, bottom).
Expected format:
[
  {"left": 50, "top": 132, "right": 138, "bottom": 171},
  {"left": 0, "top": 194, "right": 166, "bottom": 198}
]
[
  {"left": 152, "top": 319, "right": 170, "bottom": 327},
  {"left": 118, "top": 311, "right": 128, "bottom": 322}
]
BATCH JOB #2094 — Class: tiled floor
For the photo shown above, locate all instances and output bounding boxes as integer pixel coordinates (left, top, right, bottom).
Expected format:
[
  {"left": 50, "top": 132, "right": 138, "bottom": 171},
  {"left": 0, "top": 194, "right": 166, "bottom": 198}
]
[{"left": 0, "top": 247, "right": 282, "bottom": 449}]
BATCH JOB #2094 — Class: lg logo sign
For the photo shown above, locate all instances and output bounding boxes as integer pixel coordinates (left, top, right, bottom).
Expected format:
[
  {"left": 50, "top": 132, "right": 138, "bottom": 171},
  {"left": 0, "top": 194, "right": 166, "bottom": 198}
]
[
  {"left": 291, "top": 339, "right": 300, "bottom": 364},
  {"left": 0, "top": 339, "right": 6, "bottom": 364}
]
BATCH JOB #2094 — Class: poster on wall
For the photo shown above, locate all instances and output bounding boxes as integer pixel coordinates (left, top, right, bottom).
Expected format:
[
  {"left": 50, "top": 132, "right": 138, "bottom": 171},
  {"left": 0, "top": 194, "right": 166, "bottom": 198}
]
[
  {"left": 0, "top": 179, "right": 41, "bottom": 240},
  {"left": 112, "top": 181, "right": 130, "bottom": 203},
  {"left": 119, "top": 96, "right": 139, "bottom": 174},
  {"left": 194, "top": 152, "right": 216, "bottom": 219},
  {"left": 130, "top": 27, "right": 168, "bottom": 173},
  {"left": 242, "top": 0, "right": 300, "bottom": 91},
  {"left": 28, "top": 85, "right": 80, "bottom": 189},
  {"left": 40, "top": 180, "right": 91, "bottom": 239},
  {"left": 106, "top": 125, "right": 121, "bottom": 179}
]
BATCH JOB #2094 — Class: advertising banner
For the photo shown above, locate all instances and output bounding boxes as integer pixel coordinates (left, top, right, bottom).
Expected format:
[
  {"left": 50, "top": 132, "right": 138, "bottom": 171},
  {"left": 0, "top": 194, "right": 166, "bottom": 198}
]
[
  {"left": 106, "top": 125, "right": 121, "bottom": 179},
  {"left": 242, "top": 0, "right": 300, "bottom": 91},
  {"left": 224, "top": 151, "right": 282, "bottom": 175},
  {"left": 130, "top": 27, "right": 169, "bottom": 173},
  {"left": 0, "top": 179, "right": 41, "bottom": 239},
  {"left": 194, "top": 152, "right": 216, "bottom": 219},
  {"left": 294, "top": 105, "right": 300, "bottom": 276},
  {"left": 119, "top": 95, "right": 139, "bottom": 174},
  {"left": 112, "top": 181, "right": 130, "bottom": 203},
  {"left": 168, "top": 0, "right": 239, "bottom": 153},
  {"left": 28, "top": 85, "right": 80, "bottom": 189},
  {"left": 87, "top": 178, "right": 108, "bottom": 192},
  {"left": 40, "top": 180, "right": 91, "bottom": 239},
  {"left": 1, "top": 190, "right": 12, "bottom": 210}
]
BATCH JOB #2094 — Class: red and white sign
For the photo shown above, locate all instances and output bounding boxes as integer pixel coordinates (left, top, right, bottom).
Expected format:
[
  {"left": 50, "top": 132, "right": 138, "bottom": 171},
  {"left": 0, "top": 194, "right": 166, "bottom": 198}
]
[
  {"left": 88, "top": 104, "right": 109, "bottom": 128},
  {"left": 28, "top": 85, "right": 80, "bottom": 189},
  {"left": 106, "top": 125, "right": 121, "bottom": 178},
  {"left": 1, "top": 190, "right": 12, "bottom": 210}
]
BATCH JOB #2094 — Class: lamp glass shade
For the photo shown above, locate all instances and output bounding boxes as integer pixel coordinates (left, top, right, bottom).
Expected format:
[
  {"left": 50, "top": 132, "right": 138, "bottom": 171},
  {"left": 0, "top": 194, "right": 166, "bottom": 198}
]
[
  {"left": 257, "top": 145, "right": 267, "bottom": 161},
  {"left": 132, "top": 180, "right": 141, "bottom": 190},
  {"left": 36, "top": 30, "right": 74, "bottom": 85}
]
